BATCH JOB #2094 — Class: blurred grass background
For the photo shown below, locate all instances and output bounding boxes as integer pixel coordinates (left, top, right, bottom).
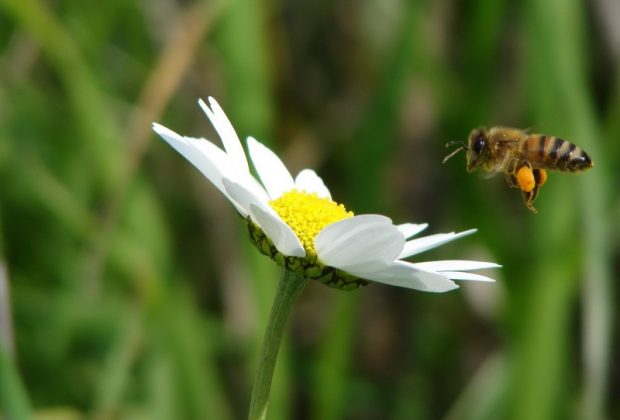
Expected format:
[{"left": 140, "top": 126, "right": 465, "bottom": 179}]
[{"left": 0, "top": 0, "right": 618, "bottom": 419}]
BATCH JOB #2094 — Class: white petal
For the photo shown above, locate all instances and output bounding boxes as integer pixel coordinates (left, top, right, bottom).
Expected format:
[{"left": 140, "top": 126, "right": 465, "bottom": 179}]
[
  {"left": 153, "top": 123, "right": 230, "bottom": 195},
  {"left": 358, "top": 261, "right": 458, "bottom": 293},
  {"left": 396, "top": 223, "right": 429, "bottom": 239},
  {"left": 335, "top": 260, "right": 390, "bottom": 274},
  {"left": 294, "top": 169, "right": 331, "bottom": 199},
  {"left": 221, "top": 177, "right": 280, "bottom": 222},
  {"left": 221, "top": 178, "right": 266, "bottom": 218},
  {"left": 441, "top": 271, "right": 496, "bottom": 282},
  {"left": 413, "top": 260, "right": 501, "bottom": 272},
  {"left": 184, "top": 130, "right": 269, "bottom": 204},
  {"left": 315, "top": 215, "right": 404, "bottom": 268},
  {"left": 247, "top": 136, "right": 295, "bottom": 199},
  {"left": 234, "top": 173, "right": 271, "bottom": 207},
  {"left": 398, "top": 229, "right": 477, "bottom": 259},
  {"left": 249, "top": 204, "right": 305, "bottom": 257},
  {"left": 221, "top": 179, "right": 305, "bottom": 257},
  {"left": 198, "top": 97, "right": 249, "bottom": 174},
  {"left": 183, "top": 137, "right": 234, "bottom": 178}
]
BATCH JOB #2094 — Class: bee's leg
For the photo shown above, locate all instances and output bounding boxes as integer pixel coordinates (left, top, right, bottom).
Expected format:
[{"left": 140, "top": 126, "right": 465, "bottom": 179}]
[
  {"left": 516, "top": 162, "right": 539, "bottom": 213},
  {"left": 521, "top": 169, "right": 547, "bottom": 213},
  {"left": 522, "top": 185, "right": 539, "bottom": 213},
  {"left": 504, "top": 158, "right": 522, "bottom": 189},
  {"left": 505, "top": 173, "right": 519, "bottom": 188}
]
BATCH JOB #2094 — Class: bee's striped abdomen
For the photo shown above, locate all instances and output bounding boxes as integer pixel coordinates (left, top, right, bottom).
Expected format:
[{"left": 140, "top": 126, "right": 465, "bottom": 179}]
[{"left": 523, "top": 135, "right": 593, "bottom": 172}]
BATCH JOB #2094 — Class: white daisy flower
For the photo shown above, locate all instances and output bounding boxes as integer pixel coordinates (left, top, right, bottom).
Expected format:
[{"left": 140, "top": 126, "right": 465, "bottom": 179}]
[{"left": 153, "top": 97, "right": 500, "bottom": 292}]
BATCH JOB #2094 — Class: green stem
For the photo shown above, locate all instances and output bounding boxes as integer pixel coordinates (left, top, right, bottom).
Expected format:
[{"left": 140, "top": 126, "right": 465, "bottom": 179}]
[{"left": 248, "top": 269, "right": 309, "bottom": 420}]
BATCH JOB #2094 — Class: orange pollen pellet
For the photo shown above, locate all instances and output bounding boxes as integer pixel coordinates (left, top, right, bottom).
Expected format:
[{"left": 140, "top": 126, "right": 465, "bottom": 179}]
[
  {"left": 537, "top": 169, "right": 547, "bottom": 187},
  {"left": 516, "top": 166, "right": 535, "bottom": 192}
]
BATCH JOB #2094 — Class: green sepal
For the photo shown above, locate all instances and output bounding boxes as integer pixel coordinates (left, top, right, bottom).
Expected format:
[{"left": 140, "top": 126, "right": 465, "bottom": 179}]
[{"left": 246, "top": 219, "right": 368, "bottom": 291}]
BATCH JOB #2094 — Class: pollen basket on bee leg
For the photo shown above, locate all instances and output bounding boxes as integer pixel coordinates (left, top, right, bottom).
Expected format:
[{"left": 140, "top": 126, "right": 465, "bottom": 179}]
[
  {"left": 516, "top": 166, "right": 535, "bottom": 193},
  {"left": 533, "top": 169, "right": 547, "bottom": 187}
]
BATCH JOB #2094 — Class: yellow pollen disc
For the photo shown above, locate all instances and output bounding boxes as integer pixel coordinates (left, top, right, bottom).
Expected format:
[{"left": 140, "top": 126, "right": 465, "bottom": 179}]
[{"left": 269, "top": 189, "right": 354, "bottom": 254}]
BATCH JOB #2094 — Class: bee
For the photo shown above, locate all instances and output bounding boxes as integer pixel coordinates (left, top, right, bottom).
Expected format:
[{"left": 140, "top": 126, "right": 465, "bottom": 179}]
[{"left": 443, "top": 127, "right": 593, "bottom": 213}]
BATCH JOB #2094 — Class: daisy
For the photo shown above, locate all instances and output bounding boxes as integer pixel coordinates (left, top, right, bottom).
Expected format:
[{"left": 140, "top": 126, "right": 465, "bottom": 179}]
[{"left": 153, "top": 97, "right": 499, "bottom": 293}]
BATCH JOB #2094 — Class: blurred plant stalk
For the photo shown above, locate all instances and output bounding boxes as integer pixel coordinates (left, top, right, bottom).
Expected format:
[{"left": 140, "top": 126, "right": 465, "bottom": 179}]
[
  {"left": 0, "top": 264, "right": 31, "bottom": 420},
  {"left": 0, "top": 263, "right": 14, "bottom": 358}
]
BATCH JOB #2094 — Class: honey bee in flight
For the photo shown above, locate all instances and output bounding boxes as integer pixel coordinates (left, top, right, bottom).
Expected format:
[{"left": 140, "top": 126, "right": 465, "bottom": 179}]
[{"left": 443, "top": 127, "right": 593, "bottom": 213}]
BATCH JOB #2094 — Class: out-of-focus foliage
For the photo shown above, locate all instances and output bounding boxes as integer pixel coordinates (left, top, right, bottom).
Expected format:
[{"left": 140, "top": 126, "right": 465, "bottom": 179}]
[{"left": 0, "top": 0, "right": 618, "bottom": 419}]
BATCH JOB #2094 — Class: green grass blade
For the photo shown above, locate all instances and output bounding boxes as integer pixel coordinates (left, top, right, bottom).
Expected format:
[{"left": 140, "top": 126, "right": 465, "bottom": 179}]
[{"left": 0, "top": 343, "right": 32, "bottom": 420}]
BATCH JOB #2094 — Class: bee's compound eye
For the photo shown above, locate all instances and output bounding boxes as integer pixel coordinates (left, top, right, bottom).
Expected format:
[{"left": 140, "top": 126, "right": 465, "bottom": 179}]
[{"left": 473, "top": 135, "right": 485, "bottom": 153}]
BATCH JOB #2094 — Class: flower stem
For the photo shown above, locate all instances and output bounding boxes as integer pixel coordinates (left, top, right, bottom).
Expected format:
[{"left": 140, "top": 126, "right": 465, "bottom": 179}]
[{"left": 248, "top": 268, "right": 309, "bottom": 420}]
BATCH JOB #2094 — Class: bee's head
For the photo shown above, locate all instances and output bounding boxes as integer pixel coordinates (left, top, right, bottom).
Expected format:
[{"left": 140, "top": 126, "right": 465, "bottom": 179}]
[
  {"left": 465, "top": 127, "right": 488, "bottom": 172},
  {"left": 442, "top": 127, "right": 489, "bottom": 171}
]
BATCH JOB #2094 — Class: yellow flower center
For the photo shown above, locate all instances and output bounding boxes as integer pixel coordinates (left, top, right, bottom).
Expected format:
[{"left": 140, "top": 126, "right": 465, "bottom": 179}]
[{"left": 269, "top": 189, "right": 354, "bottom": 254}]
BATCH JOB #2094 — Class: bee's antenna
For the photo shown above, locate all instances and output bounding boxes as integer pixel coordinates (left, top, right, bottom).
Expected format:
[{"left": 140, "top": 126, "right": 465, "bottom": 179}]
[{"left": 442, "top": 141, "right": 468, "bottom": 164}]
